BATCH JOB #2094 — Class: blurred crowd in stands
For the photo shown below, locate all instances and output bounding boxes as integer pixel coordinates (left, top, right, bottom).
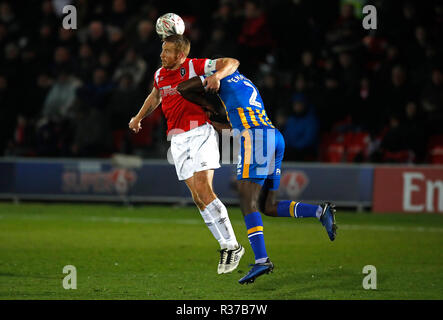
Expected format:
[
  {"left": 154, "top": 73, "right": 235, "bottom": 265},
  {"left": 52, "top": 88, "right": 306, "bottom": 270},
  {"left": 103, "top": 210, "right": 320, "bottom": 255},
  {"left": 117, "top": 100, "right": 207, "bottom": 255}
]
[{"left": 1, "top": 0, "right": 443, "bottom": 164}]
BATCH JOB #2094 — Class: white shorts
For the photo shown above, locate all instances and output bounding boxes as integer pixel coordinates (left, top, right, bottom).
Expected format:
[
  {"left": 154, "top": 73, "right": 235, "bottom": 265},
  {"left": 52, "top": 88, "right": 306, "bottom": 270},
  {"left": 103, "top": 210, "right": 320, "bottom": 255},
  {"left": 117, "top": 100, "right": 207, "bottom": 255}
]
[{"left": 170, "top": 123, "right": 221, "bottom": 181}]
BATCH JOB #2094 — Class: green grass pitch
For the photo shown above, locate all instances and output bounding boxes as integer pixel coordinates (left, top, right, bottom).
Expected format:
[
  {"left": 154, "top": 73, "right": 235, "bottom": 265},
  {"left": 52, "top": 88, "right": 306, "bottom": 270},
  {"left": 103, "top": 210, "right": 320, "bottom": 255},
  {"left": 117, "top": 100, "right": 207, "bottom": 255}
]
[{"left": 0, "top": 202, "right": 442, "bottom": 300}]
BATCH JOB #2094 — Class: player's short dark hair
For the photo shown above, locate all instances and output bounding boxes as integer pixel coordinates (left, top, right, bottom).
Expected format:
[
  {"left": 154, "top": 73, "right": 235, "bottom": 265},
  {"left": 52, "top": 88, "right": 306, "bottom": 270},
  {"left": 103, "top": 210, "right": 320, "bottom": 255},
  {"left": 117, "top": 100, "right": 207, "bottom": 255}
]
[{"left": 163, "top": 34, "right": 190, "bottom": 57}]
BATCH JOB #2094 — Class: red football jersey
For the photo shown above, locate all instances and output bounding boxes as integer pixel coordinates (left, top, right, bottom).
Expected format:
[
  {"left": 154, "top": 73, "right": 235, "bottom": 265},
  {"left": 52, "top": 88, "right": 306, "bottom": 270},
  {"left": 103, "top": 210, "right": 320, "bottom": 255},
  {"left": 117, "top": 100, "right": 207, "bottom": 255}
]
[{"left": 153, "top": 58, "right": 217, "bottom": 135}]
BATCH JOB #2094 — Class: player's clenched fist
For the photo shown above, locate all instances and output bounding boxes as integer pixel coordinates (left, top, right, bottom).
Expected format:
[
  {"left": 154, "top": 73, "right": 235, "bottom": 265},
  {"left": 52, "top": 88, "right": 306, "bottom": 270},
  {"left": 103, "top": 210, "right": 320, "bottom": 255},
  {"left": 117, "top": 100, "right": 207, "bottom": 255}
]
[
  {"left": 129, "top": 117, "right": 142, "bottom": 133},
  {"left": 203, "top": 74, "right": 220, "bottom": 93}
]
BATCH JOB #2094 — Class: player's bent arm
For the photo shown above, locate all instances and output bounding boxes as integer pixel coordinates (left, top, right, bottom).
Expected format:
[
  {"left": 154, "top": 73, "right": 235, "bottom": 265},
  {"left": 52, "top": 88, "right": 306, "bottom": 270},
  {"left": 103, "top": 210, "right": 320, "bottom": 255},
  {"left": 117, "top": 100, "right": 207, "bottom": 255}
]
[
  {"left": 129, "top": 87, "right": 161, "bottom": 133},
  {"left": 178, "top": 77, "right": 226, "bottom": 117},
  {"left": 176, "top": 76, "right": 212, "bottom": 109},
  {"left": 204, "top": 58, "right": 240, "bottom": 92}
]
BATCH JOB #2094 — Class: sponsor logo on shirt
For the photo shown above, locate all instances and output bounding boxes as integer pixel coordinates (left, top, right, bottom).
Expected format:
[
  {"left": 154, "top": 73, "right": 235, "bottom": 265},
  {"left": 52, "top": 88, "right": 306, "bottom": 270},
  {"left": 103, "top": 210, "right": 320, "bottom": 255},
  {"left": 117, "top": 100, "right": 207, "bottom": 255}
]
[{"left": 160, "top": 85, "right": 178, "bottom": 97}]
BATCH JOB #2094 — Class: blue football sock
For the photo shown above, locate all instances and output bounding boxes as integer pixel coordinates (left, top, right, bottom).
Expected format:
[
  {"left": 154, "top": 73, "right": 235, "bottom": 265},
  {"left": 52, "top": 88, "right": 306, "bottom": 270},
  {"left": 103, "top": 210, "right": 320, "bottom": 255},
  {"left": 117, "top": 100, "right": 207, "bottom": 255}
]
[
  {"left": 277, "top": 201, "right": 321, "bottom": 218},
  {"left": 244, "top": 212, "right": 268, "bottom": 263}
]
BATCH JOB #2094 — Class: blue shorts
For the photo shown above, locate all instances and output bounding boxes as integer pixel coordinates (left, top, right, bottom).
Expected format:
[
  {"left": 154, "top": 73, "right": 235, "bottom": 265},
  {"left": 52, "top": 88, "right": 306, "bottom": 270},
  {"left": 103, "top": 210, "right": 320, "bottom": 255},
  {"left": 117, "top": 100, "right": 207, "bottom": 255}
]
[{"left": 236, "top": 127, "right": 285, "bottom": 190}]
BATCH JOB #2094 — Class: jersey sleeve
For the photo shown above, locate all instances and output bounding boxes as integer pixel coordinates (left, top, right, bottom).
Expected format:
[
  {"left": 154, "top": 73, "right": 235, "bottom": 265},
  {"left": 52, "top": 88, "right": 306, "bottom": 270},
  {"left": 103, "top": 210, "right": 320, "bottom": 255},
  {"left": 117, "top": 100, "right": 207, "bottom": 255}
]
[
  {"left": 191, "top": 58, "right": 217, "bottom": 76},
  {"left": 153, "top": 68, "right": 161, "bottom": 89}
]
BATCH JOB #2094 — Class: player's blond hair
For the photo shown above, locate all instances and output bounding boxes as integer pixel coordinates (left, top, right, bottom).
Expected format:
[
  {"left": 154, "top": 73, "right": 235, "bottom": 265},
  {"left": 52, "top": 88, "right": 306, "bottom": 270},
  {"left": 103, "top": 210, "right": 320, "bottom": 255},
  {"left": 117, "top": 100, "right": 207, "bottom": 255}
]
[{"left": 163, "top": 34, "right": 190, "bottom": 57}]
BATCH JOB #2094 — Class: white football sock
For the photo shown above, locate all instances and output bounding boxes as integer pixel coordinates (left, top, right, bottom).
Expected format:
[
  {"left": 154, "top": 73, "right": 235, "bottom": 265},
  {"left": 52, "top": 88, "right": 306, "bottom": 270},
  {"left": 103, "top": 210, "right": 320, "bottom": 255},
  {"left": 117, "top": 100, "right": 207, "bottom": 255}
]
[
  {"left": 316, "top": 206, "right": 323, "bottom": 220},
  {"left": 199, "top": 208, "right": 228, "bottom": 249},
  {"left": 206, "top": 198, "right": 239, "bottom": 250}
]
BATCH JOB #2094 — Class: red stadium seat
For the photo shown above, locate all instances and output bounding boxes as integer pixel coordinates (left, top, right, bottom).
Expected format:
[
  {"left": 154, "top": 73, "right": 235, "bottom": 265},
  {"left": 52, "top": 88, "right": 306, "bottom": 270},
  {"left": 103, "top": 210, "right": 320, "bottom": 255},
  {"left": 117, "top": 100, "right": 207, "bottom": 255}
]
[
  {"left": 326, "top": 143, "right": 345, "bottom": 162},
  {"left": 344, "top": 132, "right": 370, "bottom": 162},
  {"left": 383, "top": 150, "right": 413, "bottom": 163},
  {"left": 320, "top": 132, "right": 345, "bottom": 163},
  {"left": 427, "top": 135, "right": 443, "bottom": 164},
  {"left": 429, "top": 146, "right": 443, "bottom": 164}
]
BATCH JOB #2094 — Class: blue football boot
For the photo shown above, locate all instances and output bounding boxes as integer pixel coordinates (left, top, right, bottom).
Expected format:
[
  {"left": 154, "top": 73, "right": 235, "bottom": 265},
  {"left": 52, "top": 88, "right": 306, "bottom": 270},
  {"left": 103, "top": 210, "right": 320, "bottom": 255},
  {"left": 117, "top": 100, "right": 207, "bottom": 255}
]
[
  {"left": 238, "top": 258, "right": 274, "bottom": 284},
  {"left": 320, "top": 202, "right": 337, "bottom": 241}
]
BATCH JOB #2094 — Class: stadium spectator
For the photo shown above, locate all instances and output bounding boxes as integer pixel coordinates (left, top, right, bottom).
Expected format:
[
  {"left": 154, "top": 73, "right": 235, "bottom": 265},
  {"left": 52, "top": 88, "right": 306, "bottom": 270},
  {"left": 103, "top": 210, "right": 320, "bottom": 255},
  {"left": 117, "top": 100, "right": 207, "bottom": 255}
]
[
  {"left": 0, "top": 75, "right": 18, "bottom": 153},
  {"left": 403, "top": 101, "right": 426, "bottom": 163},
  {"left": 257, "top": 72, "right": 287, "bottom": 123},
  {"left": 421, "top": 68, "right": 443, "bottom": 133},
  {"left": 112, "top": 48, "right": 147, "bottom": 86},
  {"left": 317, "top": 56, "right": 343, "bottom": 131},
  {"left": 325, "top": 3, "right": 363, "bottom": 53},
  {"left": 296, "top": 50, "right": 321, "bottom": 95},
  {"left": 282, "top": 93, "right": 319, "bottom": 161},
  {"left": 0, "top": 0, "right": 442, "bottom": 163},
  {"left": 40, "top": 0, "right": 59, "bottom": 27},
  {"left": 41, "top": 71, "right": 81, "bottom": 120},
  {"left": 51, "top": 46, "right": 73, "bottom": 75},
  {"left": 57, "top": 27, "right": 79, "bottom": 55},
  {"left": 75, "top": 44, "right": 96, "bottom": 82},
  {"left": 108, "top": 0, "right": 130, "bottom": 29},
  {"left": 34, "top": 24, "right": 57, "bottom": 68},
  {"left": 203, "top": 1, "right": 239, "bottom": 58},
  {"left": 29, "top": 74, "right": 54, "bottom": 117},
  {"left": 384, "top": 65, "right": 415, "bottom": 116},
  {"left": 108, "top": 26, "right": 128, "bottom": 63},
  {"left": 0, "top": 1, "right": 20, "bottom": 40},
  {"left": 237, "top": 0, "right": 273, "bottom": 76},
  {"left": 86, "top": 21, "right": 109, "bottom": 55},
  {"left": 379, "top": 114, "right": 413, "bottom": 163},
  {"left": 133, "top": 19, "right": 161, "bottom": 77},
  {"left": 76, "top": 68, "right": 115, "bottom": 110},
  {"left": 108, "top": 74, "right": 142, "bottom": 131},
  {"left": 2, "top": 42, "right": 21, "bottom": 85},
  {"left": 97, "top": 50, "right": 116, "bottom": 76}
]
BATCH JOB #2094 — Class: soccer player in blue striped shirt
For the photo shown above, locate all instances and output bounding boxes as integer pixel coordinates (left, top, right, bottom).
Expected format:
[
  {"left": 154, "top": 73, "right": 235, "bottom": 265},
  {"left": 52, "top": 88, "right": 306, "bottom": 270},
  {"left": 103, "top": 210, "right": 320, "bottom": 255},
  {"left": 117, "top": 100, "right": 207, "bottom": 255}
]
[{"left": 178, "top": 66, "right": 337, "bottom": 284}]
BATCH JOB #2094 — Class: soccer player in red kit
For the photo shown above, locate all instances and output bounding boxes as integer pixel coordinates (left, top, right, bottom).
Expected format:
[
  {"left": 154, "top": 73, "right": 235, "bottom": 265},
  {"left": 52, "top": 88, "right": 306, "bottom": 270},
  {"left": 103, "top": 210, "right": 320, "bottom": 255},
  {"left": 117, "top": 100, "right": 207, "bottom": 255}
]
[{"left": 129, "top": 35, "right": 244, "bottom": 274}]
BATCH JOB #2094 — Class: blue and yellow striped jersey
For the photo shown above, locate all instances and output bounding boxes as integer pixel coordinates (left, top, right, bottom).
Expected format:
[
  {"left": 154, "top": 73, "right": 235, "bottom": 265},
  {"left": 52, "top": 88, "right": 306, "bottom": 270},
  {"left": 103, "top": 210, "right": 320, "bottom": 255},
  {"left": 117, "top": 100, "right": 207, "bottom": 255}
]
[{"left": 216, "top": 70, "right": 275, "bottom": 131}]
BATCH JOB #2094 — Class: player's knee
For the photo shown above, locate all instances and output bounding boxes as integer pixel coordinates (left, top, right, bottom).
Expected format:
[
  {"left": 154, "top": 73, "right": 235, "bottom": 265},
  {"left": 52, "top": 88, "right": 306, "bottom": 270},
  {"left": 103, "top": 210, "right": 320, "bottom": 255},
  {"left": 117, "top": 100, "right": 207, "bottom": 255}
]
[
  {"left": 241, "top": 197, "right": 259, "bottom": 214},
  {"left": 264, "top": 202, "right": 277, "bottom": 216},
  {"left": 260, "top": 197, "right": 277, "bottom": 216}
]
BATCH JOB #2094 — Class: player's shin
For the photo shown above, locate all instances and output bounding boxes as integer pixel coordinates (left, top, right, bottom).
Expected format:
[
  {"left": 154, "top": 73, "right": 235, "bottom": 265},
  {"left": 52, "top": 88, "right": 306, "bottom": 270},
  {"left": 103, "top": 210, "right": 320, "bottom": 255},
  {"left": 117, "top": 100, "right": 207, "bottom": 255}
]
[
  {"left": 276, "top": 201, "right": 322, "bottom": 219},
  {"left": 206, "top": 198, "right": 239, "bottom": 250},
  {"left": 199, "top": 208, "right": 228, "bottom": 249}
]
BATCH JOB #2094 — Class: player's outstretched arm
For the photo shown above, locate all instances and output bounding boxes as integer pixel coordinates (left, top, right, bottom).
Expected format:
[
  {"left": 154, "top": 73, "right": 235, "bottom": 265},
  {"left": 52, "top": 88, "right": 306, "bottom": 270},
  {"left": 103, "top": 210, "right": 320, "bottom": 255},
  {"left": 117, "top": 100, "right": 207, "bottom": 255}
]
[
  {"left": 129, "top": 86, "right": 161, "bottom": 133},
  {"left": 204, "top": 58, "right": 240, "bottom": 93}
]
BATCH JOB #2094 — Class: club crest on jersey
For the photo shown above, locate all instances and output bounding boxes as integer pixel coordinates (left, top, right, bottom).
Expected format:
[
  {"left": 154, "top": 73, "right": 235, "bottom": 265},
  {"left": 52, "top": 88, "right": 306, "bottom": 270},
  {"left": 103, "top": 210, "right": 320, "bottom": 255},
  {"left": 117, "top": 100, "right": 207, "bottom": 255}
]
[{"left": 180, "top": 67, "right": 186, "bottom": 77}]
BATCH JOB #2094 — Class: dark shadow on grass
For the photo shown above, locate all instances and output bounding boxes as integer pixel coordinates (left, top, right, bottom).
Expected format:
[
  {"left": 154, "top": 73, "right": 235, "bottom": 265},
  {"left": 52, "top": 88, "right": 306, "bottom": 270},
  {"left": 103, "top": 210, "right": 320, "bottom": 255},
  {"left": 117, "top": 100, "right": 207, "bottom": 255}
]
[
  {"left": 242, "top": 268, "right": 365, "bottom": 299},
  {"left": 0, "top": 273, "right": 17, "bottom": 277}
]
